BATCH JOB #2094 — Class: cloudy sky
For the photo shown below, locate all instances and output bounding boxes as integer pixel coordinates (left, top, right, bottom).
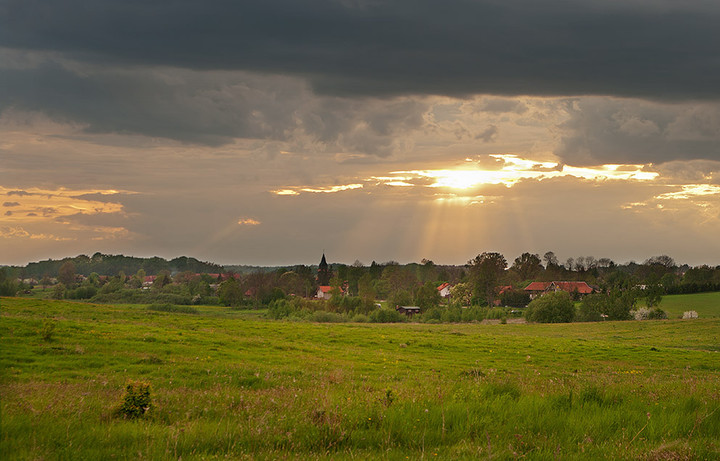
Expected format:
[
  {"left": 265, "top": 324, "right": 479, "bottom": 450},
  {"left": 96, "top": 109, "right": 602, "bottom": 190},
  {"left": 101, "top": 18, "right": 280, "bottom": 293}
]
[{"left": 2, "top": 0, "right": 720, "bottom": 267}]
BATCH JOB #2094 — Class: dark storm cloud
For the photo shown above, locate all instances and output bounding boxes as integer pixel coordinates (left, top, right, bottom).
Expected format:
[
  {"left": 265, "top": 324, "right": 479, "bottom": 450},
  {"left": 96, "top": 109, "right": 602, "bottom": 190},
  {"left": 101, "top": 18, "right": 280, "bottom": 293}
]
[
  {"left": 2, "top": 0, "right": 720, "bottom": 100},
  {"left": 556, "top": 98, "right": 720, "bottom": 165},
  {"left": 0, "top": 60, "right": 427, "bottom": 151}
]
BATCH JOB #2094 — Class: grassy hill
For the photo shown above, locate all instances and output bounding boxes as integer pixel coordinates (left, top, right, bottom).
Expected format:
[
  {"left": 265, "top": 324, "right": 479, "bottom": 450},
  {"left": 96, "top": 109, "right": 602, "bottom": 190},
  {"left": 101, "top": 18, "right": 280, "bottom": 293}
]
[
  {"left": 2, "top": 297, "right": 719, "bottom": 459},
  {"left": 656, "top": 291, "right": 720, "bottom": 318}
]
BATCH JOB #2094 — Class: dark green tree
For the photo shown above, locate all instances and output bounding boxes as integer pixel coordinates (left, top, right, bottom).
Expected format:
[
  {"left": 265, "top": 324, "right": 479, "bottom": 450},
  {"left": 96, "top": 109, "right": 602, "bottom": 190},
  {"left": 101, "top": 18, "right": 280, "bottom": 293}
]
[
  {"left": 57, "top": 261, "right": 76, "bottom": 287},
  {"left": 525, "top": 291, "right": 575, "bottom": 323},
  {"left": 218, "top": 278, "right": 243, "bottom": 307},
  {"left": 512, "top": 253, "right": 543, "bottom": 280},
  {"left": 468, "top": 252, "right": 507, "bottom": 307}
]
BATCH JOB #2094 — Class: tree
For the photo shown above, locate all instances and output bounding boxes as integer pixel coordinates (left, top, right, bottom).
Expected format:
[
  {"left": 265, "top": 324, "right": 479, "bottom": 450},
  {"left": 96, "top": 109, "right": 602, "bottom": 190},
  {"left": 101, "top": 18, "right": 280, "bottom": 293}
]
[
  {"left": 218, "top": 278, "right": 243, "bottom": 306},
  {"left": 525, "top": 291, "right": 575, "bottom": 323},
  {"left": 357, "top": 273, "right": 376, "bottom": 302},
  {"left": 578, "top": 294, "right": 605, "bottom": 322},
  {"left": 57, "top": 261, "right": 76, "bottom": 287},
  {"left": 512, "top": 253, "right": 542, "bottom": 280},
  {"left": 645, "top": 285, "right": 663, "bottom": 307},
  {"left": 449, "top": 282, "right": 472, "bottom": 307},
  {"left": 543, "top": 251, "right": 559, "bottom": 269},
  {"left": 415, "top": 282, "right": 441, "bottom": 310},
  {"left": 467, "top": 252, "right": 507, "bottom": 306}
]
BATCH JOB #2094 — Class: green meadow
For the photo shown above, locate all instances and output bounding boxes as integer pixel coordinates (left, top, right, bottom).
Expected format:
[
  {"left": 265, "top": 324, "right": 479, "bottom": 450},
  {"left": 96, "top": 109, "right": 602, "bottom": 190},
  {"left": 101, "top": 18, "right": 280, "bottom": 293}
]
[
  {"left": 654, "top": 291, "right": 720, "bottom": 319},
  {"left": 1, "top": 297, "right": 719, "bottom": 460}
]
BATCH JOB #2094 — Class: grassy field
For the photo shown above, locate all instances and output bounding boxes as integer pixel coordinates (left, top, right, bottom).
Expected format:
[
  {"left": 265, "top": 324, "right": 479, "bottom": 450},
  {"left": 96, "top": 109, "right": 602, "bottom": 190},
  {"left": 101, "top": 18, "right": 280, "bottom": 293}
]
[
  {"left": 655, "top": 291, "right": 720, "bottom": 319},
  {"left": 2, "top": 297, "right": 719, "bottom": 460}
]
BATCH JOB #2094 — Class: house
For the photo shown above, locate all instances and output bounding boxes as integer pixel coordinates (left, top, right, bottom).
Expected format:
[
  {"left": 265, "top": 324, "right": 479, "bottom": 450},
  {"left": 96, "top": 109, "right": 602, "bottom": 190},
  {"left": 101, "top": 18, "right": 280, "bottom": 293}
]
[
  {"left": 437, "top": 282, "right": 452, "bottom": 298},
  {"left": 524, "top": 281, "right": 594, "bottom": 299},
  {"left": 524, "top": 281, "right": 551, "bottom": 299},
  {"left": 316, "top": 286, "right": 333, "bottom": 300},
  {"left": 396, "top": 306, "right": 421, "bottom": 317}
]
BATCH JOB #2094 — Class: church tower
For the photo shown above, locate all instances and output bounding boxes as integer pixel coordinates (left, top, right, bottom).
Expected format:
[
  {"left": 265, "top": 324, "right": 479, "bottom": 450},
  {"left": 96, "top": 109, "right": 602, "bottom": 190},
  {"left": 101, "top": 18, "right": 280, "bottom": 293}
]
[{"left": 317, "top": 253, "right": 332, "bottom": 286}]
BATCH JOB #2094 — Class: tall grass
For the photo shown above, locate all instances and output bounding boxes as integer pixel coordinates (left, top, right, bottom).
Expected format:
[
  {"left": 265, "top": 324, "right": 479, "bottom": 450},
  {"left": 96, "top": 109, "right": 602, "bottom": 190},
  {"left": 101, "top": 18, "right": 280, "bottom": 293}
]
[{"left": 2, "top": 297, "right": 719, "bottom": 459}]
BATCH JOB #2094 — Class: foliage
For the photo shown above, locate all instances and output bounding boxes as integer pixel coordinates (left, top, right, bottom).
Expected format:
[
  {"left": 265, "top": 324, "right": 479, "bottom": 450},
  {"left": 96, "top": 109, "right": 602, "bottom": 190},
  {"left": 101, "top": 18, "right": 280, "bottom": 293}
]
[
  {"left": 114, "top": 381, "right": 152, "bottom": 419},
  {"left": 217, "top": 278, "right": 244, "bottom": 306},
  {"left": 57, "top": 261, "right": 77, "bottom": 287},
  {"left": 578, "top": 290, "right": 637, "bottom": 322},
  {"left": 512, "top": 252, "right": 543, "bottom": 280},
  {"left": 578, "top": 294, "right": 605, "bottom": 322},
  {"left": 387, "top": 289, "right": 413, "bottom": 310},
  {"left": 414, "top": 282, "right": 441, "bottom": 310},
  {"left": 631, "top": 307, "right": 667, "bottom": 320},
  {"left": 525, "top": 291, "right": 575, "bottom": 323},
  {"left": 66, "top": 285, "right": 97, "bottom": 300},
  {"left": 0, "top": 268, "right": 18, "bottom": 296},
  {"left": 51, "top": 283, "right": 66, "bottom": 299},
  {"left": 499, "top": 287, "right": 530, "bottom": 308},
  {"left": 369, "top": 308, "right": 405, "bottom": 323},
  {"left": 467, "top": 252, "right": 507, "bottom": 307},
  {"left": 38, "top": 319, "right": 56, "bottom": 341},
  {"left": 147, "top": 303, "right": 198, "bottom": 314}
]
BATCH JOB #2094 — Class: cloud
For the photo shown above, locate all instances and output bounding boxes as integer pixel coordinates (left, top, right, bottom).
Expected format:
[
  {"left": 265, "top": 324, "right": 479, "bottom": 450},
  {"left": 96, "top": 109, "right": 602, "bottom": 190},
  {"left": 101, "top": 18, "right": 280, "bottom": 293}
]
[
  {"left": 2, "top": 0, "right": 720, "bottom": 100},
  {"left": 237, "top": 218, "right": 261, "bottom": 226},
  {"left": 556, "top": 98, "right": 720, "bottom": 165},
  {"left": 2, "top": 201, "right": 20, "bottom": 207},
  {"left": 0, "top": 56, "right": 428, "bottom": 153}
]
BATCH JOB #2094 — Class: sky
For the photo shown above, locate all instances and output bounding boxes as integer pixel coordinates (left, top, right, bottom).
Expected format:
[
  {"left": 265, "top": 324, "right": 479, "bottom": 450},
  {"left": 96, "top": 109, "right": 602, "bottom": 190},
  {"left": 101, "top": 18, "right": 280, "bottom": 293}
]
[{"left": 2, "top": 0, "right": 720, "bottom": 267}]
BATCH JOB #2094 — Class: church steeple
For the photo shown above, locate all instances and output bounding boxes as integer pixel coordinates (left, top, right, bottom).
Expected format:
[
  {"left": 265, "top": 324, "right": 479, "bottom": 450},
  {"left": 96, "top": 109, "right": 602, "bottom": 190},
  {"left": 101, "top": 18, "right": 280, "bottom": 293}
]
[{"left": 317, "top": 252, "right": 331, "bottom": 286}]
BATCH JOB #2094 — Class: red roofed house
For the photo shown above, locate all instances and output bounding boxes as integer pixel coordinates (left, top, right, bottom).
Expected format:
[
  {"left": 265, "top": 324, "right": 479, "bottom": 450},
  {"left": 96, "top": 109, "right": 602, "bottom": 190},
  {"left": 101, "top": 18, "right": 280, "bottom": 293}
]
[
  {"left": 525, "top": 281, "right": 594, "bottom": 299},
  {"left": 316, "top": 284, "right": 348, "bottom": 300},
  {"left": 437, "top": 282, "right": 452, "bottom": 298},
  {"left": 524, "top": 281, "right": 551, "bottom": 299},
  {"left": 316, "top": 286, "right": 333, "bottom": 300}
]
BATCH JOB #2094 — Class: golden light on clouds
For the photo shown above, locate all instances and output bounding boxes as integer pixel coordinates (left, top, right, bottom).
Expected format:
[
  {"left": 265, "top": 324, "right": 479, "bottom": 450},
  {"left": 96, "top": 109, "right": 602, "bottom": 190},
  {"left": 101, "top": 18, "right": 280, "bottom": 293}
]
[
  {"left": 387, "top": 155, "right": 659, "bottom": 191},
  {"left": 654, "top": 184, "right": 720, "bottom": 200},
  {"left": 237, "top": 218, "right": 261, "bottom": 226},
  {"left": 1, "top": 186, "right": 127, "bottom": 222},
  {"left": 272, "top": 155, "right": 662, "bottom": 200},
  {"left": 272, "top": 184, "right": 363, "bottom": 196},
  {"left": 0, "top": 186, "right": 131, "bottom": 242}
]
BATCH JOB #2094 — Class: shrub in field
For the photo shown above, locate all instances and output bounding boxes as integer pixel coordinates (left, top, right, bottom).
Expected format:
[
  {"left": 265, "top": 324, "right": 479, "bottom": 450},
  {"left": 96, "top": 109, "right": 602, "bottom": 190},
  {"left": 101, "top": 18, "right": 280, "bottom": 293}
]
[
  {"left": 51, "top": 283, "right": 65, "bottom": 299},
  {"left": 632, "top": 307, "right": 668, "bottom": 320},
  {"left": 66, "top": 285, "right": 97, "bottom": 300},
  {"left": 310, "top": 311, "right": 346, "bottom": 323},
  {"left": 369, "top": 308, "right": 405, "bottom": 323},
  {"left": 267, "top": 299, "right": 294, "bottom": 319},
  {"left": 525, "top": 291, "right": 575, "bottom": 323},
  {"left": 351, "top": 314, "right": 369, "bottom": 323},
  {"left": 147, "top": 303, "right": 197, "bottom": 314},
  {"left": 39, "top": 319, "right": 56, "bottom": 341},
  {"left": 114, "top": 381, "right": 152, "bottom": 419}
]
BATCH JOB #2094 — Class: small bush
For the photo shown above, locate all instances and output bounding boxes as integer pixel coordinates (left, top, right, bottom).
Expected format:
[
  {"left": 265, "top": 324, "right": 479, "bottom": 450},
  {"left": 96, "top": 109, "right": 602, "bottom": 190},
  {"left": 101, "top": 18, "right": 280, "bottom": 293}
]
[
  {"left": 351, "top": 314, "right": 369, "bottom": 323},
  {"left": 631, "top": 307, "right": 668, "bottom": 320},
  {"left": 310, "top": 311, "right": 346, "bottom": 323},
  {"left": 39, "top": 319, "right": 56, "bottom": 341},
  {"left": 369, "top": 308, "right": 405, "bottom": 323},
  {"left": 147, "top": 303, "right": 197, "bottom": 314},
  {"left": 114, "top": 381, "right": 152, "bottom": 419}
]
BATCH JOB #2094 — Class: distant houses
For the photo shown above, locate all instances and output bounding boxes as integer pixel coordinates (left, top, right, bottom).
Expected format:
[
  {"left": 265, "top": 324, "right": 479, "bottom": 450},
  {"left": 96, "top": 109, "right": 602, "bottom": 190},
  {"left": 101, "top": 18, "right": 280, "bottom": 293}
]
[{"left": 524, "top": 281, "right": 595, "bottom": 299}]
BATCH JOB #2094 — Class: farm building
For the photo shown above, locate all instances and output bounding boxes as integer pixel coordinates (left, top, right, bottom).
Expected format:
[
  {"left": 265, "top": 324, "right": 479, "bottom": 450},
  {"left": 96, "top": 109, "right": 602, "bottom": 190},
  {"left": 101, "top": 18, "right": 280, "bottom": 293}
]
[{"left": 524, "top": 281, "right": 594, "bottom": 299}]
